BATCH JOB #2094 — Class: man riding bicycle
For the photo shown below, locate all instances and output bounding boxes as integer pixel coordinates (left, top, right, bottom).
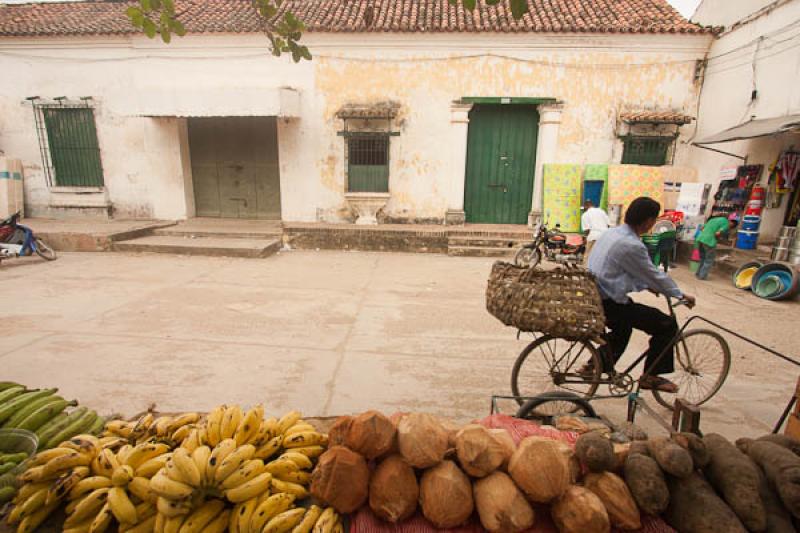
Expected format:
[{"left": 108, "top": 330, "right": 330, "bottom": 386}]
[{"left": 587, "top": 197, "right": 696, "bottom": 393}]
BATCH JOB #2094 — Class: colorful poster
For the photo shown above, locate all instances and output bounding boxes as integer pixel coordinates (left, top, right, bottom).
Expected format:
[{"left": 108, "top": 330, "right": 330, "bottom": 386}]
[
  {"left": 543, "top": 164, "right": 582, "bottom": 232},
  {"left": 608, "top": 165, "right": 665, "bottom": 219}
]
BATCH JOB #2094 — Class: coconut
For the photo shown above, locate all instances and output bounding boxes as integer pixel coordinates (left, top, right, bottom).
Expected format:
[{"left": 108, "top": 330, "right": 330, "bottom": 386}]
[
  {"left": 397, "top": 413, "right": 449, "bottom": 469},
  {"left": 509, "top": 437, "right": 572, "bottom": 503},
  {"left": 310, "top": 446, "right": 369, "bottom": 513},
  {"left": 328, "top": 416, "right": 353, "bottom": 447},
  {"left": 488, "top": 428, "right": 516, "bottom": 469},
  {"left": 369, "top": 454, "right": 418, "bottom": 523},
  {"left": 419, "top": 460, "right": 474, "bottom": 529},
  {"left": 584, "top": 472, "right": 641, "bottom": 530},
  {"left": 552, "top": 485, "right": 611, "bottom": 533},
  {"left": 438, "top": 416, "right": 462, "bottom": 449},
  {"left": 473, "top": 471, "right": 535, "bottom": 532},
  {"left": 455, "top": 424, "right": 506, "bottom": 477},
  {"left": 344, "top": 410, "right": 396, "bottom": 460}
]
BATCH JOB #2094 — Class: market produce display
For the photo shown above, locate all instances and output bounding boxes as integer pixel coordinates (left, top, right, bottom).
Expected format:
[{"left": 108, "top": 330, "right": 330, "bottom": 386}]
[{"left": 4, "top": 405, "right": 340, "bottom": 533}]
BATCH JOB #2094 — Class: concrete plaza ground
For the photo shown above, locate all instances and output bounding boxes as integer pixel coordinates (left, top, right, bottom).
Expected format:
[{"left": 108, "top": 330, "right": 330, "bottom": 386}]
[{"left": 1, "top": 249, "right": 798, "bottom": 440}]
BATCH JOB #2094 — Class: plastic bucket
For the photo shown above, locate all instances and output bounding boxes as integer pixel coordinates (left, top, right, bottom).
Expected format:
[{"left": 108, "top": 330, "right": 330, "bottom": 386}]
[
  {"left": 689, "top": 261, "right": 700, "bottom": 273},
  {"left": 741, "top": 216, "right": 761, "bottom": 232},
  {"left": 736, "top": 230, "right": 759, "bottom": 250},
  {"left": 750, "top": 186, "right": 766, "bottom": 202},
  {"left": 0, "top": 429, "right": 38, "bottom": 491},
  {"left": 751, "top": 262, "right": 800, "bottom": 301}
]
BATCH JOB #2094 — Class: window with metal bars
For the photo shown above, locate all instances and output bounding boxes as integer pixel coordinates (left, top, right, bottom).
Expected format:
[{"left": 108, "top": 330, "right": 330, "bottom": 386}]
[
  {"left": 621, "top": 136, "right": 674, "bottom": 167},
  {"left": 33, "top": 103, "right": 104, "bottom": 187},
  {"left": 347, "top": 134, "right": 389, "bottom": 193}
]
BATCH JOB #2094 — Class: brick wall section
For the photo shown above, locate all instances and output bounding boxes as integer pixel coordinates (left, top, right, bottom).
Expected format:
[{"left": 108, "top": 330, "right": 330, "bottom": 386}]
[{"left": 284, "top": 223, "right": 449, "bottom": 253}]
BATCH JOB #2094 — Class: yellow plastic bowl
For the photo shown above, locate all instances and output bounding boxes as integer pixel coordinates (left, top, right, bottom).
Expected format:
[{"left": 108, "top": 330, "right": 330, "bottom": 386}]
[{"left": 735, "top": 267, "right": 758, "bottom": 289}]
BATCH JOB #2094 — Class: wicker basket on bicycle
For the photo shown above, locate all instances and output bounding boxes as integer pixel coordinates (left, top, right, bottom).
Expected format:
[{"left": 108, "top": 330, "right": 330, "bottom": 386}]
[{"left": 486, "top": 261, "right": 606, "bottom": 341}]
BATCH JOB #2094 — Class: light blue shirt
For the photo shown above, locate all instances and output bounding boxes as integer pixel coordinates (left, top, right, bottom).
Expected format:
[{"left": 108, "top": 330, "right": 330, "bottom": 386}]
[{"left": 588, "top": 224, "right": 683, "bottom": 304}]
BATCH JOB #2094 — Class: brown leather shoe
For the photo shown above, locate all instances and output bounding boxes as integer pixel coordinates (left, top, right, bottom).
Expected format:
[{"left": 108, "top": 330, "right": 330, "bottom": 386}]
[{"left": 640, "top": 376, "right": 678, "bottom": 393}]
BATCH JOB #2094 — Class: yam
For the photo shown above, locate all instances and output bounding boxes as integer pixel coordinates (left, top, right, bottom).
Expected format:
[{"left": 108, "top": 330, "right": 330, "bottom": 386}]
[
  {"left": 488, "top": 428, "right": 515, "bottom": 469},
  {"left": 551, "top": 485, "right": 610, "bottom": 533},
  {"left": 576, "top": 432, "right": 615, "bottom": 473},
  {"left": 328, "top": 416, "right": 353, "bottom": 447},
  {"left": 397, "top": 413, "right": 449, "bottom": 469},
  {"left": 473, "top": 471, "right": 535, "bottom": 532},
  {"left": 647, "top": 437, "right": 693, "bottom": 478},
  {"left": 310, "top": 446, "right": 369, "bottom": 513},
  {"left": 419, "top": 460, "right": 473, "bottom": 529},
  {"left": 704, "top": 433, "right": 766, "bottom": 532},
  {"left": 751, "top": 456, "right": 796, "bottom": 533},
  {"left": 454, "top": 424, "right": 505, "bottom": 477},
  {"left": 612, "top": 443, "right": 631, "bottom": 473},
  {"left": 584, "top": 471, "right": 641, "bottom": 531},
  {"left": 628, "top": 440, "right": 650, "bottom": 457},
  {"left": 509, "top": 437, "right": 572, "bottom": 503},
  {"left": 740, "top": 439, "right": 800, "bottom": 518},
  {"left": 617, "top": 421, "right": 648, "bottom": 441},
  {"left": 344, "top": 410, "right": 396, "bottom": 460},
  {"left": 623, "top": 452, "right": 669, "bottom": 516},
  {"left": 674, "top": 432, "right": 711, "bottom": 469},
  {"left": 665, "top": 472, "right": 747, "bottom": 533},
  {"left": 757, "top": 434, "right": 800, "bottom": 457},
  {"left": 369, "top": 454, "right": 418, "bottom": 523}
]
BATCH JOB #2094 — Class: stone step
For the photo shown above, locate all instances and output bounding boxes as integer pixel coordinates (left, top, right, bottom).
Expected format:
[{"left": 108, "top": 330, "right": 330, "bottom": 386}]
[
  {"left": 113, "top": 235, "right": 281, "bottom": 258},
  {"left": 154, "top": 228, "right": 282, "bottom": 240},
  {"left": 447, "top": 236, "right": 530, "bottom": 248},
  {"left": 447, "top": 245, "right": 516, "bottom": 258}
]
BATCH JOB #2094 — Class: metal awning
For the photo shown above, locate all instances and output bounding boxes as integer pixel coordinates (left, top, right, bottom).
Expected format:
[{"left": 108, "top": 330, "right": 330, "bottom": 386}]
[
  {"left": 695, "top": 114, "right": 800, "bottom": 145},
  {"left": 126, "top": 87, "right": 301, "bottom": 118}
]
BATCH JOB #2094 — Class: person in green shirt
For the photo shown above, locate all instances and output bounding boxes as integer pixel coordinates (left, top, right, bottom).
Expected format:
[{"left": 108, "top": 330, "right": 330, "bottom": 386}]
[{"left": 696, "top": 216, "right": 738, "bottom": 280}]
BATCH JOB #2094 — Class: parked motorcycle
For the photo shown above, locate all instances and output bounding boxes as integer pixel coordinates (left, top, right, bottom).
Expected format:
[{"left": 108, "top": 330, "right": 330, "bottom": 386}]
[
  {"left": 0, "top": 211, "right": 57, "bottom": 263},
  {"left": 514, "top": 221, "right": 585, "bottom": 268}
]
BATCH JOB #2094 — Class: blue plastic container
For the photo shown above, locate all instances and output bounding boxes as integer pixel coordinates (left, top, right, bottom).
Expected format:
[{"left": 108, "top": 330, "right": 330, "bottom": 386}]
[
  {"left": 736, "top": 230, "right": 759, "bottom": 250},
  {"left": 741, "top": 215, "right": 762, "bottom": 232}
]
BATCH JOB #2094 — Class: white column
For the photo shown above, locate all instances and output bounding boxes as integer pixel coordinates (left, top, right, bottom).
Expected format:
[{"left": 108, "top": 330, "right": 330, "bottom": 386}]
[
  {"left": 445, "top": 102, "right": 472, "bottom": 225},
  {"left": 530, "top": 102, "right": 564, "bottom": 226}
]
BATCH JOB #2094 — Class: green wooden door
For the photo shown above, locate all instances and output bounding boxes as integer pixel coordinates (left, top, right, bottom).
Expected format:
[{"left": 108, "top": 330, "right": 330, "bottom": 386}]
[
  {"left": 189, "top": 117, "right": 281, "bottom": 219},
  {"left": 464, "top": 105, "right": 538, "bottom": 224}
]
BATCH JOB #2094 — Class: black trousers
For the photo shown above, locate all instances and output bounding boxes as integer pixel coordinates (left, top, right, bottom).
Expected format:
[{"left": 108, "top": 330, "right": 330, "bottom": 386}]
[{"left": 601, "top": 299, "right": 678, "bottom": 376}]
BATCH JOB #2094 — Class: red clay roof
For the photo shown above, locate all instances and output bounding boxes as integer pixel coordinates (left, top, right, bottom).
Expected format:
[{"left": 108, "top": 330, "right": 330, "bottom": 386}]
[{"left": 0, "top": 0, "right": 712, "bottom": 37}]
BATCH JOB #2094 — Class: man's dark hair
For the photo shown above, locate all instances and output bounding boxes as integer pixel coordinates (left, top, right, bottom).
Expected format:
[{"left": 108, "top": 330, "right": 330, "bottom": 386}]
[
  {"left": 624, "top": 197, "right": 661, "bottom": 226},
  {"left": 729, "top": 218, "right": 739, "bottom": 228}
]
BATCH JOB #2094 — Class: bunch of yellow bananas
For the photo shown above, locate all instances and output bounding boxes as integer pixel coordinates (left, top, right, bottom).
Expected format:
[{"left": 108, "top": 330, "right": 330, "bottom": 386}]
[
  {"left": 230, "top": 500, "right": 342, "bottom": 533},
  {"left": 103, "top": 412, "right": 201, "bottom": 446}
]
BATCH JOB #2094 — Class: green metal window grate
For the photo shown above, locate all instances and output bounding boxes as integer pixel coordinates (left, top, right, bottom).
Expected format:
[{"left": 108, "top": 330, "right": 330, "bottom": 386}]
[
  {"left": 621, "top": 136, "right": 674, "bottom": 167},
  {"left": 32, "top": 101, "right": 104, "bottom": 187},
  {"left": 347, "top": 134, "right": 389, "bottom": 193}
]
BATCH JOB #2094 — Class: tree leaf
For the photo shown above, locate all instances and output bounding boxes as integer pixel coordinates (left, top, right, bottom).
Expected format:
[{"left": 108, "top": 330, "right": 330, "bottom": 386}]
[
  {"left": 160, "top": 26, "right": 172, "bottom": 43},
  {"left": 447, "top": 0, "right": 457, "bottom": 4},
  {"left": 462, "top": 0, "right": 476, "bottom": 10},
  {"left": 151, "top": 0, "right": 162, "bottom": 10},
  {"left": 140, "top": 0, "right": 151, "bottom": 12},
  {"left": 170, "top": 19, "right": 186, "bottom": 36},
  {"left": 162, "top": 0, "right": 175, "bottom": 14},
  {"left": 127, "top": 7, "right": 145, "bottom": 27},
  {"left": 485, "top": 0, "right": 501, "bottom": 4},
  {"left": 142, "top": 18, "right": 157, "bottom": 38},
  {"left": 300, "top": 46, "right": 312, "bottom": 60},
  {"left": 510, "top": 0, "right": 527, "bottom": 19}
]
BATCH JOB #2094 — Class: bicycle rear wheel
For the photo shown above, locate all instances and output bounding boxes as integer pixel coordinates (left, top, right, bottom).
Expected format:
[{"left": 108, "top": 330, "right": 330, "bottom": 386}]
[
  {"left": 651, "top": 328, "right": 731, "bottom": 409},
  {"left": 34, "top": 238, "right": 57, "bottom": 261},
  {"left": 510, "top": 335, "right": 602, "bottom": 416}
]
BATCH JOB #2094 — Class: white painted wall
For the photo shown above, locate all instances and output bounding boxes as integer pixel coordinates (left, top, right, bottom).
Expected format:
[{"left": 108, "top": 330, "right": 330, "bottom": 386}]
[
  {"left": 0, "top": 31, "right": 710, "bottom": 222},
  {"left": 692, "top": 0, "right": 778, "bottom": 27},
  {"left": 685, "top": 0, "right": 800, "bottom": 241}
]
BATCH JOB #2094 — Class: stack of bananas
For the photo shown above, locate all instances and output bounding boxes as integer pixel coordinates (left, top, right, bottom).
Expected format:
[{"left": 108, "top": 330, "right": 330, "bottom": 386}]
[
  {"left": 6, "top": 435, "right": 104, "bottom": 533},
  {"left": 0, "top": 383, "right": 102, "bottom": 450},
  {"left": 102, "top": 412, "right": 201, "bottom": 446}
]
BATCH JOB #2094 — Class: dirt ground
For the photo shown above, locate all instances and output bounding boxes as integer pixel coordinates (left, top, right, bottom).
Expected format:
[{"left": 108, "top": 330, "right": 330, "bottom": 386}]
[{"left": 1, "top": 249, "right": 798, "bottom": 441}]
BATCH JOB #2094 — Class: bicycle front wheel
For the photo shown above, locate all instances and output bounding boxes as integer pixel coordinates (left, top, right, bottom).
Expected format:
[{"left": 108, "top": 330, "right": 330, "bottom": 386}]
[
  {"left": 511, "top": 335, "right": 602, "bottom": 416},
  {"left": 34, "top": 238, "right": 57, "bottom": 261},
  {"left": 651, "top": 328, "right": 731, "bottom": 409},
  {"left": 514, "top": 246, "right": 541, "bottom": 269}
]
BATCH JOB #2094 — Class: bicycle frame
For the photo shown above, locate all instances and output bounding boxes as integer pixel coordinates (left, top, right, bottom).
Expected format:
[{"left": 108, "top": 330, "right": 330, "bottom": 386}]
[{"left": 0, "top": 213, "right": 39, "bottom": 258}]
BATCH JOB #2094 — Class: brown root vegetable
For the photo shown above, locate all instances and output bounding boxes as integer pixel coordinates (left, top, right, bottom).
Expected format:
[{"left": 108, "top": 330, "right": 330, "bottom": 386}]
[
  {"left": 473, "top": 471, "right": 535, "bottom": 532},
  {"left": 739, "top": 439, "right": 800, "bottom": 518},
  {"left": 551, "top": 485, "right": 610, "bottom": 533},
  {"left": 617, "top": 422, "right": 648, "bottom": 441},
  {"left": 328, "top": 416, "right": 353, "bottom": 447},
  {"left": 623, "top": 452, "right": 669, "bottom": 516},
  {"left": 584, "top": 472, "right": 641, "bottom": 530},
  {"left": 647, "top": 437, "right": 693, "bottom": 478},
  {"left": 344, "top": 410, "right": 396, "bottom": 460},
  {"left": 704, "top": 433, "right": 766, "bottom": 532},
  {"left": 509, "top": 437, "right": 572, "bottom": 503},
  {"left": 455, "top": 424, "right": 506, "bottom": 478},
  {"left": 369, "top": 454, "right": 418, "bottom": 523},
  {"left": 756, "top": 434, "right": 800, "bottom": 457},
  {"left": 488, "top": 429, "right": 515, "bottom": 469},
  {"left": 397, "top": 413, "right": 449, "bottom": 469},
  {"left": 674, "top": 432, "right": 710, "bottom": 469},
  {"left": 419, "top": 460, "right": 473, "bottom": 529},
  {"left": 628, "top": 441, "right": 650, "bottom": 457},
  {"left": 310, "top": 446, "right": 369, "bottom": 513},
  {"left": 576, "top": 432, "right": 615, "bottom": 473},
  {"left": 751, "top": 456, "right": 796, "bottom": 533},
  {"left": 665, "top": 472, "right": 748, "bottom": 533},
  {"left": 612, "top": 443, "right": 631, "bottom": 473}
]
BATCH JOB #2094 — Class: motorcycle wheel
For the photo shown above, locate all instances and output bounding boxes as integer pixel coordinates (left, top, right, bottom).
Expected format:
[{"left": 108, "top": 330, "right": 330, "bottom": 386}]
[
  {"left": 34, "top": 238, "right": 57, "bottom": 261},
  {"left": 514, "top": 246, "right": 541, "bottom": 269}
]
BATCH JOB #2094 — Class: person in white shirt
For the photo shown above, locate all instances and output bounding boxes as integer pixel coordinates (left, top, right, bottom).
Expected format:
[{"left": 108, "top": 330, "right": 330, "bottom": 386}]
[{"left": 581, "top": 200, "right": 610, "bottom": 263}]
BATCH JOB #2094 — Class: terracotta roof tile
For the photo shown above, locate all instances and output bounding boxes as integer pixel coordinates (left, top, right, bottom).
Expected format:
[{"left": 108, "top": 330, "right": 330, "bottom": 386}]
[
  {"left": 620, "top": 111, "right": 695, "bottom": 124},
  {"left": 0, "top": 0, "right": 713, "bottom": 37}
]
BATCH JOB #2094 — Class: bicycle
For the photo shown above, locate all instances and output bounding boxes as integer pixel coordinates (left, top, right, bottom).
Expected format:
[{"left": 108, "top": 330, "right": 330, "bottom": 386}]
[{"left": 510, "top": 297, "right": 731, "bottom": 416}]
